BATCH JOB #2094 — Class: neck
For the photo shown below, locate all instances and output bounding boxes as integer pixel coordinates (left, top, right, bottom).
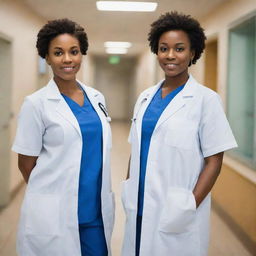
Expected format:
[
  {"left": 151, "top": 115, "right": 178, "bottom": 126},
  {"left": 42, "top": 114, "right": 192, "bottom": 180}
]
[
  {"left": 54, "top": 76, "right": 79, "bottom": 94},
  {"left": 163, "top": 72, "right": 189, "bottom": 90}
]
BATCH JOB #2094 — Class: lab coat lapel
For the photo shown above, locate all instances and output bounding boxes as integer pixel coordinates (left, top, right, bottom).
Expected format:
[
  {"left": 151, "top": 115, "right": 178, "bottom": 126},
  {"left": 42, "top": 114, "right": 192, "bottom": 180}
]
[
  {"left": 135, "top": 81, "right": 163, "bottom": 143},
  {"left": 46, "top": 79, "right": 82, "bottom": 137},
  {"left": 79, "top": 82, "right": 109, "bottom": 152},
  {"left": 154, "top": 75, "right": 196, "bottom": 132}
]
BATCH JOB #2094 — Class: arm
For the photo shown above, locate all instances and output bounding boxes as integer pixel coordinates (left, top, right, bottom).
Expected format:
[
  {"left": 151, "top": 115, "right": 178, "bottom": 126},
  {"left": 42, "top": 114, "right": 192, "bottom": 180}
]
[
  {"left": 193, "top": 152, "right": 223, "bottom": 208},
  {"left": 18, "top": 154, "right": 38, "bottom": 183},
  {"left": 126, "top": 156, "right": 131, "bottom": 180}
]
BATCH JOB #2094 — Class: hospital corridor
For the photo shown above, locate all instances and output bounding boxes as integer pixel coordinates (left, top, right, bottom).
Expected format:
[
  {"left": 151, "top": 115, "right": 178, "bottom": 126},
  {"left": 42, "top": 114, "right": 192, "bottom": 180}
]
[
  {"left": 0, "top": 121, "right": 253, "bottom": 256},
  {"left": 0, "top": 0, "right": 256, "bottom": 255}
]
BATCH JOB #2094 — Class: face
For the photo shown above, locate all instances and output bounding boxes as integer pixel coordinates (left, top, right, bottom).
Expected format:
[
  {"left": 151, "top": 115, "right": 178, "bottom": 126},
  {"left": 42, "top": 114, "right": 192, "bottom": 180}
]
[
  {"left": 46, "top": 33, "right": 82, "bottom": 83},
  {"left": 157, "top": 30, "right": 194, "bottom": 79}
]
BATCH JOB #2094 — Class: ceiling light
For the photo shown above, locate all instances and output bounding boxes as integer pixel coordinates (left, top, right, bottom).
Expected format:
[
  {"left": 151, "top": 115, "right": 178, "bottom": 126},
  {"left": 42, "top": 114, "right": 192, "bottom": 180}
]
[
  {"left": 96, "top": 1, "right": 157, "bottom": 12},
  {"left": 104, "top": 41, "right": 132, "bottom": 48},
  {"left": 106, "top": 47, "right": 128, "bottom": 54}
]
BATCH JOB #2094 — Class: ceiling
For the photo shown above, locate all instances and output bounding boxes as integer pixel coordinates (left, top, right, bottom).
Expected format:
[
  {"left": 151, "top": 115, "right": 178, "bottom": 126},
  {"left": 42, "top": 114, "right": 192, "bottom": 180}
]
[{"left": 22, "top": 0, "right": 228, "bottom": 56}]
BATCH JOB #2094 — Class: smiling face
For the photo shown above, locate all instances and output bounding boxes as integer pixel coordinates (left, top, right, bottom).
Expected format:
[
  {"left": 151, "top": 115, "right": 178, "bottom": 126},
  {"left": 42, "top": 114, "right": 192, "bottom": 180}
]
[
  {"left": 157, "top": 30, "right": 194, "bottom": 81},
  {"left": 46, "top": 33, "right": 82, "bottom": 84}
]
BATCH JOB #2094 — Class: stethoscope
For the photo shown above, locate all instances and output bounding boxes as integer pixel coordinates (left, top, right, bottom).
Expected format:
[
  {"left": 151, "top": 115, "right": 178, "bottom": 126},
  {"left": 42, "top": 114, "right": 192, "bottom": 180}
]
[{"left": 98, "top": 102, "right": 111, "bottom": 122}]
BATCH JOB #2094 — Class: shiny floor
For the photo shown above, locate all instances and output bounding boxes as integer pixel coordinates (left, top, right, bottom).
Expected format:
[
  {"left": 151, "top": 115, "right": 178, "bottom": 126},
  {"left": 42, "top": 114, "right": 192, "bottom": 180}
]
[{"left": 0, "top": 121, "right": 252, "bottom": 256}]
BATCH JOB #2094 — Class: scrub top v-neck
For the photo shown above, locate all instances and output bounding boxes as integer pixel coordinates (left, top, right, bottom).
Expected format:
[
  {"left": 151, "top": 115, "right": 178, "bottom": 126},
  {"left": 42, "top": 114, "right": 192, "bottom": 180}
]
[
  {"left": 137, "top": 83, "right": 185, "bottom": 216},
  {"left": 62, "top": 89, "right": 103, "bottom": 225}
]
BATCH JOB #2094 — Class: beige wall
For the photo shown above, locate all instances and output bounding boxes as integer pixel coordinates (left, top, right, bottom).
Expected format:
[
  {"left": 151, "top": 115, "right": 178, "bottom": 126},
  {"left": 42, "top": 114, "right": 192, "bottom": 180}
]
[
  {"left": 197, "top": 0, "right": 256, "bottom": 250},
  {"left": 93, "top": 56, "right": 136, "bottom": 120},
  {"left": 134, "top": 49, "right": 157, "bottom": 97},
  {"left": 0, "top": 0, "right": 46, "bottom": 194}
]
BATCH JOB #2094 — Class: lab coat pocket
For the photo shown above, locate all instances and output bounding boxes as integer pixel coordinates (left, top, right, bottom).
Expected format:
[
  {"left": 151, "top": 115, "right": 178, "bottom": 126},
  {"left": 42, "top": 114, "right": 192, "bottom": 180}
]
[
  {"left": 25, "top": 193, "right": 60, "bottom": 236},
  {"left": 164, "top": 119, "right": 198, "bottom": 150},
  {"left": 159, "top": 187, "right": 196, "bottom": 233}
]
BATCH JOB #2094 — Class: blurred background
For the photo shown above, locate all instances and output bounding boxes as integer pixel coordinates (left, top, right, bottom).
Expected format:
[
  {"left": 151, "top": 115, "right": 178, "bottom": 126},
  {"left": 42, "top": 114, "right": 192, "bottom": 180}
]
[{"left": 0, "top": 0, "right": 255, "bottom": 255}]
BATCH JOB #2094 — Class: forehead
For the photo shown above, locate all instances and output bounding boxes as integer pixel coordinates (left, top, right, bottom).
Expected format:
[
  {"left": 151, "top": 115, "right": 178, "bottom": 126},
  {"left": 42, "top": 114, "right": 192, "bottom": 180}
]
[
  {"left": 159, "top": 30, "right": 190, "bottom": 45},
  {"left": 49, "top": 33, "right": 79, "bottom": 48}
]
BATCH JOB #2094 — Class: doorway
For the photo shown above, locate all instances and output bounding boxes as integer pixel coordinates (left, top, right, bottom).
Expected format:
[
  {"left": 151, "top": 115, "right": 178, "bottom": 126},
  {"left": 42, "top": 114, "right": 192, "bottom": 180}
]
[
  {"left": 0, "top": 36, "right": 12, "bottom": 207},
  {"left": 204, "top": 40, "right": 218, "bottom": 91}
]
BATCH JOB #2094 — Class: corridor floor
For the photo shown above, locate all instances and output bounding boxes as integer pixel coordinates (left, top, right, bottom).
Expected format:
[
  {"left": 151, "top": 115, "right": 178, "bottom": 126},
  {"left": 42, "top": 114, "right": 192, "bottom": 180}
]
[{"left": 0, "top": 121, "right": 252, "bottom": 256}]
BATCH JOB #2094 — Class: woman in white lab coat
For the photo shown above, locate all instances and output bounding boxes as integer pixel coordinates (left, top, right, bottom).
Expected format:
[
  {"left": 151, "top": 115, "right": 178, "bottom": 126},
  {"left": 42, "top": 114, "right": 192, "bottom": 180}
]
[
  {"left": 122, "top": 12, "right": 237, "bottom": 256},
  {"left": 12, "top": 19, "right": 114, "bottom": 256}
]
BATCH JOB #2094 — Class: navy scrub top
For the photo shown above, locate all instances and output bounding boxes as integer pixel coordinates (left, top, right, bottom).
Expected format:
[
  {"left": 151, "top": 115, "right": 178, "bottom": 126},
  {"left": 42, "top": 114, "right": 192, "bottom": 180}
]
[
  {"left": 62, "top": 88, "right": 103, "bottom": 224},
  {"left": 137, "top": 83, "right": 185, "bottom": 216}
]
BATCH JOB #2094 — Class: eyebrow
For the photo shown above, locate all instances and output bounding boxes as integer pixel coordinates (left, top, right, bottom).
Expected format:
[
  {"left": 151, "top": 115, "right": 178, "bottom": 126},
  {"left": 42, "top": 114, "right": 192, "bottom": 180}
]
[
  {"left": 53, "top": 45, "right": 79, "bottom": 50},
  {"left": 159, "top": 42, "right": 185, "bottom": 46}
]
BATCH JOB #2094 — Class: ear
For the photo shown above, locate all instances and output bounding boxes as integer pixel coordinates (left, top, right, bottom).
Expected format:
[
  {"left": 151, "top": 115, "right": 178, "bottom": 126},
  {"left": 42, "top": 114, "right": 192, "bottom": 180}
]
[
  {"left": 45, "top": 55, "right": 50, "bottom": 65},
  {"left": 190, "top": 49, "right": 195, "bottom": 61}
]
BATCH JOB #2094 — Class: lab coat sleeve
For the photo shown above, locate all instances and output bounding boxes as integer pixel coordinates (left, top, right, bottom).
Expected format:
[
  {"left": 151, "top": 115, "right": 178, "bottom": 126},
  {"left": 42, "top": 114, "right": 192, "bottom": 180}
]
[
  {"left": 12, "top": 97, "right": 44, "bottom": 156},
  {"left": 199, "top": 93, "right": 237, "bottom": 158}
]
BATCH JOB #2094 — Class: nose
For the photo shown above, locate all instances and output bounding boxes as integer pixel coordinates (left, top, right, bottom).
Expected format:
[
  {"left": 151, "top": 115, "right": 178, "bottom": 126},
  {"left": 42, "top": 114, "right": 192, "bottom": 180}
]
[
  {"left": 63, "top": 53, "right": 72, "bottom": 63},
  {"left": 166, "top": 49, "right": 175, "bottom": 60}
]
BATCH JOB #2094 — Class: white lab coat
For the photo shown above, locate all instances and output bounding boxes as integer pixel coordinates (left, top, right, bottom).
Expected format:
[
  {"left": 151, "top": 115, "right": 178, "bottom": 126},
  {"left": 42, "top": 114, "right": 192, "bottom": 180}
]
[
  {"left": 12, "top": 79, "right": 114, "bottom": 256},
  {"left": 121, "top": 75, "right": 237, "bottom": 256}
]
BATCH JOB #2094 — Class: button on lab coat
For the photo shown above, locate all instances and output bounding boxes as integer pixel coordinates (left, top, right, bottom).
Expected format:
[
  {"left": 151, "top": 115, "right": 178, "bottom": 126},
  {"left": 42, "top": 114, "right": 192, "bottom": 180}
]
[
  {"left": 121, "top": 75, "right": 237, "bottom": 256},
  {"left": 12, "top": 79, "right": 114, "bottom": 256}
]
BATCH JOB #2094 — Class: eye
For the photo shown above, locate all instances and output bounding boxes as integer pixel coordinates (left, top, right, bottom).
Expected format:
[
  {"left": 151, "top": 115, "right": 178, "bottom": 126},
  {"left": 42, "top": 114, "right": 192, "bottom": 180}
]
[
  {"left": 159, "top": 46, "right": 168, "bottom": 52},
  {"left": 71, "top": 49, "right": 80, "bottom": 55},
  {"left": 54, "top": 51, "right": 62, "bottom": 56},
  {"left": 176, "top": 47, "right": 184, "bottom": 52}
]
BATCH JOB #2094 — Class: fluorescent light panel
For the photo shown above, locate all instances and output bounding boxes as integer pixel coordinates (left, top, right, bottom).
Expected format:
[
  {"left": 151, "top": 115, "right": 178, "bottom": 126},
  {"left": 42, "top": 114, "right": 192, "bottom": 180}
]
[
  {"left": 96, "top": 1, "right": 157, "bottom": 12},
  {"left": 104, "top": 41, "right": 132, "bottom": 48},
  {"left": 106, "top": 47, "right": 128, "bottom": 54}
]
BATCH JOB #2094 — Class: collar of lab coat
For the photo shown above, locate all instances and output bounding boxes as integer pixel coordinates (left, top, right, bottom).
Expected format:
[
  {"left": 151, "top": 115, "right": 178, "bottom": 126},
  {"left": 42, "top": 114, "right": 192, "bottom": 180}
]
[
  {"left": 135, "top": 74, "right": 198, "bottom": 138},
  {"left": 154, "top": 74, "right": 197, "bottom": 131},
  {"left": 45, "top": 79, "right": 102, "bottom": 138},
  {"left": 45, "top": 78, "right": 99, "bottom": 99}
]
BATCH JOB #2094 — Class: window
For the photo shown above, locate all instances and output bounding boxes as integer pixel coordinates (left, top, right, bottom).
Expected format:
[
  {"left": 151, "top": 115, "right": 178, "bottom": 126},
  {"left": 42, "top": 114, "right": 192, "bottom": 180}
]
[{"left": 227, "top": 16, "right": 256, "bottom": 168}]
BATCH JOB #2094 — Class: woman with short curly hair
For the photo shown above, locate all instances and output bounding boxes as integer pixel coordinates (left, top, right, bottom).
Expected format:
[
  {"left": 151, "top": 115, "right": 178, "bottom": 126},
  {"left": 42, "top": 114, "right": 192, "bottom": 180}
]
[
  {"left": 121, "top": 12, "right": 237, "bottom": 256},
  {"left": 12, "top": 18, "right": 114, "bottom": 256}
]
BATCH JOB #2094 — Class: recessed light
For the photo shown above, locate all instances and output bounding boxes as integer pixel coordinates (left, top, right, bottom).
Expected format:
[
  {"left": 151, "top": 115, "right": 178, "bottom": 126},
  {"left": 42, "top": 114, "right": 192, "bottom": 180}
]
[
  {"left": 96, "top": 1, "right": 157, "bottom": 12},
  {"left": 104, "top": 41, "right": 132, "bottom": 48},
  {"left": 106, "top": 47, "right": 128, "bottom": 54}
]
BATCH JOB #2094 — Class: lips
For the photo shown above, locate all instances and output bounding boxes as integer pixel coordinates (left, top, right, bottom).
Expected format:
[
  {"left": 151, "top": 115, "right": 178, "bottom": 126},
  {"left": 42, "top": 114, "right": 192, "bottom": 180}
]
[
  {"left": 61, "top": 66, "right": 75, "bottom": 72},
  {"left": 165, "top": 63, "right": 178, "bottom": 68}
]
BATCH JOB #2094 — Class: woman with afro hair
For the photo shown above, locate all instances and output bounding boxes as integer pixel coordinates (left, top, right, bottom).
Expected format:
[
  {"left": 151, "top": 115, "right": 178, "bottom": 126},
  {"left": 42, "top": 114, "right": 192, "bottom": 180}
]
[
  {"left": 121, "top": 12, "right": 237, "bottom": 256},
  {"left": 12, "top": 18, "right": 114, "bottom": 256}
]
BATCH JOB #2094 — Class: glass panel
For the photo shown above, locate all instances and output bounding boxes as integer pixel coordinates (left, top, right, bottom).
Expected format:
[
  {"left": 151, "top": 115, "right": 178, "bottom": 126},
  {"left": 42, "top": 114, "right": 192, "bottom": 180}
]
[{"left": 227, "top": 17, "right": 255, "bottom": 166}]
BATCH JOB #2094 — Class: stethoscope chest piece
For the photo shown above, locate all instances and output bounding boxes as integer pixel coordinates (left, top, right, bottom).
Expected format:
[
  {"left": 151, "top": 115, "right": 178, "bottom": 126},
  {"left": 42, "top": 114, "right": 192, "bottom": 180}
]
[{"left": 98, "top": 102, "right": 111, "bottom": 122}]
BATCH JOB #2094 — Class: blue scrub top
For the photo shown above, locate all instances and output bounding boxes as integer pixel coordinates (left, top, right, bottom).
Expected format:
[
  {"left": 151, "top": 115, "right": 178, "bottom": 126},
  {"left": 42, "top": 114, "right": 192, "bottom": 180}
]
[
  {"left": 137, "top": 83, "right": 185, "bottom": 216},
  {"left": 62, "top": 88, "right": 103, "bottom": 224}
]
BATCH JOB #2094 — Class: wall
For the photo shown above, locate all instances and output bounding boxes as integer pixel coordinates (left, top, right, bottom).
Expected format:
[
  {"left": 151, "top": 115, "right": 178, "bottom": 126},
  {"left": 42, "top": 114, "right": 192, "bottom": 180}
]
[
  {"left": 0, "top": 0, "right": 46, "bottom": 197},
  {"left": 197, "top": 0, "right": 256, "bottom": 252},
  {"left": 93, "top": 56, "right": 136, "bottom": 121},
  {"left": 133, "top": 49, "right": 157, "bottom": 97}
]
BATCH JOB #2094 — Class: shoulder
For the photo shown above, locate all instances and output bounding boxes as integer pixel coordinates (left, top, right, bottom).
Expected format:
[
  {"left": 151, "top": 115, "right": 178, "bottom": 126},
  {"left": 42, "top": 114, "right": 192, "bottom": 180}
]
[
  {"left": 23, "top": 86, "right": 48, "bottom": 110},
  {"left": 189, "top": 76, "right": 221, "bottom": 103},
  {"left": 137, "top": 80, "right": 163, "bottom": 102},
  {"left": 79, "top": 82, "right": 106, "bottom": 105},
  {"left": 86, "top": 85, "right": 103, "bottom": 97}
]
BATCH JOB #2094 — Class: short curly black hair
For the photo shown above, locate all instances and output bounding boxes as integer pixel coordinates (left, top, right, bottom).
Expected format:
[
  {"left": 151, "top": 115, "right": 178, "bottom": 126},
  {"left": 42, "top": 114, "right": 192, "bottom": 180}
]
[
  {"left": 148, "top": 11, "right": 206, "bottom": 65},
  {"left": 36, "top": 18, "right": 88, "bottom": 58}
]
